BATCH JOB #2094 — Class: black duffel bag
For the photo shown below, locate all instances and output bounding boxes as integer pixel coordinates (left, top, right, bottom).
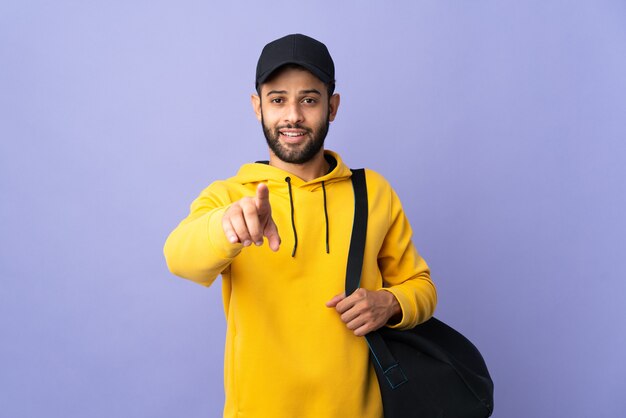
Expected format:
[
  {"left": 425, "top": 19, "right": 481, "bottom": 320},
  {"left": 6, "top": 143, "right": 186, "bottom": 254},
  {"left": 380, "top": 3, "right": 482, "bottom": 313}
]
[{"left": 347, "top": 169, "right": 494, "bottom": 418}]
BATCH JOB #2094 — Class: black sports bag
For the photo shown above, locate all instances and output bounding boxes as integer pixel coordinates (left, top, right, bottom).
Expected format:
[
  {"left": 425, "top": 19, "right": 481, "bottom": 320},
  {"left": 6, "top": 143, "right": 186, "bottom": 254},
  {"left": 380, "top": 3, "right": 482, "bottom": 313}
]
[{"left": 346, "top": 169, "right": 494, "bottom": 418}]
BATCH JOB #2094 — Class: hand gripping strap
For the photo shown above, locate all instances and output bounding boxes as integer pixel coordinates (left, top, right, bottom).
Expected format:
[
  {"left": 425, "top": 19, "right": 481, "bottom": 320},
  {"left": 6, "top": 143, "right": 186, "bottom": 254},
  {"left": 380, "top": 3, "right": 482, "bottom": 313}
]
[{"left": 347, "top": 169, "right": 408, "bottom": 389}]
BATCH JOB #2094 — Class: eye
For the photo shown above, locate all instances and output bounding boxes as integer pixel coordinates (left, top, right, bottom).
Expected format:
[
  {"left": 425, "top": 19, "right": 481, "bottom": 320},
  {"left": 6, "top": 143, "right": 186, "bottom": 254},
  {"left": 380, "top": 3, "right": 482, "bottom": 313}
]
[
  {"left": 302, "top": 97, "right": 317, "bottom": 104},
  {"left": 270, "top": 97, "right": 284, "bottom": 104}
]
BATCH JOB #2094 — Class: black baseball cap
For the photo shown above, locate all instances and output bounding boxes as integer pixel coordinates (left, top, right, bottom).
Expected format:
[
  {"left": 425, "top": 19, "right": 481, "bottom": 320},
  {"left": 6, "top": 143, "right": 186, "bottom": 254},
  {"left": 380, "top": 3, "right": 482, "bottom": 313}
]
[{"left": 255, "top": 34, "right": 335, "bottom": 90}]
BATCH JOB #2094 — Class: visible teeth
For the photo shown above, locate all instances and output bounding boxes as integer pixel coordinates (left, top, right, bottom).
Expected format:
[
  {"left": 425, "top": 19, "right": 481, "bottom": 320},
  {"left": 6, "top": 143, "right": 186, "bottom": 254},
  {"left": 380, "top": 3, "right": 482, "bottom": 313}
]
[{"left": 282, "top": 132, "right": 304, "bottom": 137}]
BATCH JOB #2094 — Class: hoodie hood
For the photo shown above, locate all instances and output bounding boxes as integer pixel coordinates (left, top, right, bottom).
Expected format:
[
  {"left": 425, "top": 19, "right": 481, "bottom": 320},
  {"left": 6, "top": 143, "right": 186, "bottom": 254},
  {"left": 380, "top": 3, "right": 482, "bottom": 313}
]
[{"left": 228, "top": 150, "right": 353, "bottom": 191}]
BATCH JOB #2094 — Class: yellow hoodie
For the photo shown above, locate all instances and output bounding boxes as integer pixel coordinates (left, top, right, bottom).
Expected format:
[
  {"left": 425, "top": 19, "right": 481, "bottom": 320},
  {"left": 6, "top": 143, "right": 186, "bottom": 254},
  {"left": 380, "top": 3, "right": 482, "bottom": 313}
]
[{"left": 164, "top": 150, "right": 436, "bottom": 418}]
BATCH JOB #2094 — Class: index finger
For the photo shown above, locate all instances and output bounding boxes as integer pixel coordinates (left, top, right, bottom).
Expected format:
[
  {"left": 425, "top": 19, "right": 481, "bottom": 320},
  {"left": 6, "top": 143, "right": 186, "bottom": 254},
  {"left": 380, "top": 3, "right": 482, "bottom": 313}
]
[
  {"left": 335, "top": 293, "right": 358, "bottom": 314},
  {"left": 255, "top": 183, "right": 271, "bottom": 211}
]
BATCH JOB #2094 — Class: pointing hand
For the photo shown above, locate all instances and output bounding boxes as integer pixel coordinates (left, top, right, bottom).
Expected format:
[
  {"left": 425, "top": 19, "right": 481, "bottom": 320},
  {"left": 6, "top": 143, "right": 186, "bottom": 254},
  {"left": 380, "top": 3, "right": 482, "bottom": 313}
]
[{"left": 222, "top": 183, "right": 281, "bottom": 251}]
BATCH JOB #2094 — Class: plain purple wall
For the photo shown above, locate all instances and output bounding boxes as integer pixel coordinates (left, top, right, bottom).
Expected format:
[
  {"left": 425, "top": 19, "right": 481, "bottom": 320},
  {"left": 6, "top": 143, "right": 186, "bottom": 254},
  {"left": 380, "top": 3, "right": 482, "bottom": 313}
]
[{"left": 2, "top": 1, "right": 625, "bottom": 417}]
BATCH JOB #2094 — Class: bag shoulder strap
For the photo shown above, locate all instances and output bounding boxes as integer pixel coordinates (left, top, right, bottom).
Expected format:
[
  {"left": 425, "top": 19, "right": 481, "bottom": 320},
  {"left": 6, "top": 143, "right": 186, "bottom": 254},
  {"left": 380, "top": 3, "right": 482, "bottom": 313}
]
[
  {"left": 346, "top": 168, "right": 368, "bottom": 295},
  {"left": 347, "top": 168, "right": 409, "bottom": 389}
]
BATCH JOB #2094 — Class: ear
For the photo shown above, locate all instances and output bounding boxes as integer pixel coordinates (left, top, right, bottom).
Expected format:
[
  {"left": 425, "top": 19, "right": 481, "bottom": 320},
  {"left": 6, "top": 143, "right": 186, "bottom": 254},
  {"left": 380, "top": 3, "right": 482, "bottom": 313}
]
[
  {"left": 328, "top": 93, "right": 340, "bottom": 122},
  {"left": 251, "top": 94, "right": 262, "bottom": 121}
]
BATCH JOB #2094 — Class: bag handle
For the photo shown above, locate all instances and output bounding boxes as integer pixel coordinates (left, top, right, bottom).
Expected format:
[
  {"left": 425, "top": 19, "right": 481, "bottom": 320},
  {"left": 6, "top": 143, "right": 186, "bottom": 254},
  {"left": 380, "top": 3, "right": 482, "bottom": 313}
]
[{"left": 347, "top": 169, "right": 409, "bottom": 389}]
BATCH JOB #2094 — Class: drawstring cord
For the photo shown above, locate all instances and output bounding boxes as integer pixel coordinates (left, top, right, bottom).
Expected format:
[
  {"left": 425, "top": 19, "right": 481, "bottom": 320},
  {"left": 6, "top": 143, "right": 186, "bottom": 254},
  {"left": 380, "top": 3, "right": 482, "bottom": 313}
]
[
  {"left": 322, "top": 181, "right": 329, "bottom": 254},
  {"left": 284, "top": 177, "right": 331, "bottom": 257},
  {"left": 285, "top": 177, "right": 298, "bottom": 257}
]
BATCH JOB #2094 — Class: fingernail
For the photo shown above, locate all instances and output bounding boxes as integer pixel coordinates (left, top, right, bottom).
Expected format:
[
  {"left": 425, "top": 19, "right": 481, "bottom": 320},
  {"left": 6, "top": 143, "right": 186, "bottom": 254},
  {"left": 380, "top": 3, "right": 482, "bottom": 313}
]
[
  {"left": 255, "top": 241, "right": 263, "bottom": 246},
  {"left": 243, "top": 240, "right": 251, "bottom": 246}
]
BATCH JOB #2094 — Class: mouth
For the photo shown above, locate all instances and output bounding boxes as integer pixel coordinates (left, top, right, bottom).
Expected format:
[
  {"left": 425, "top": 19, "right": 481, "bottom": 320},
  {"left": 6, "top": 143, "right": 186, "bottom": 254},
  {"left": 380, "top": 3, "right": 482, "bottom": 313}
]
[{"left": 278, "top": 129, "right": 308, "bottom": 143}]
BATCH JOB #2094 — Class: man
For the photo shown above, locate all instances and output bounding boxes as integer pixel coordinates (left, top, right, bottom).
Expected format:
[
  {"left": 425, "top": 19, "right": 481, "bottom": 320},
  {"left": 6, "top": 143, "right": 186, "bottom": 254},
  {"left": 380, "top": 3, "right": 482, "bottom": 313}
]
[{"left": 164, "top": 34, "right": 437, "bottom": 418}]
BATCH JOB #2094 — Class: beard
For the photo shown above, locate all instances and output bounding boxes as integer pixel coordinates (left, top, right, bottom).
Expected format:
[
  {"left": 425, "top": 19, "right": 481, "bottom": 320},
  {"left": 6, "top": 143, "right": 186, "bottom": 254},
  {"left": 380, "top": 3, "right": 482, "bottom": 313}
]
[{"left": 261, "top": 112, "right": 330, "bottom": 165}]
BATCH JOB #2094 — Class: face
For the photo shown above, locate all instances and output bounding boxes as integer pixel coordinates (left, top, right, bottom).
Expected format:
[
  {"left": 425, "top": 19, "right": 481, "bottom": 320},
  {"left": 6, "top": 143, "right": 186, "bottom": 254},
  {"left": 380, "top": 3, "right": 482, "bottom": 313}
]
[{"left": 252, "top": 67, "right": 340, "bottom": 165}]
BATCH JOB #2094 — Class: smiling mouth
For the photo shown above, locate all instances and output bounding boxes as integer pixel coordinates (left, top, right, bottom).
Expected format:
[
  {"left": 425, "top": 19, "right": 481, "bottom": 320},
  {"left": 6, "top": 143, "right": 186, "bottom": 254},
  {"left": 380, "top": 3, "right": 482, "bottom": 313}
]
[
  {"left": 279, "top": 129, "right": 307, "bottom": 138},
  {"left": 278, "top": 129, "right": 309, "bottom": 143}
]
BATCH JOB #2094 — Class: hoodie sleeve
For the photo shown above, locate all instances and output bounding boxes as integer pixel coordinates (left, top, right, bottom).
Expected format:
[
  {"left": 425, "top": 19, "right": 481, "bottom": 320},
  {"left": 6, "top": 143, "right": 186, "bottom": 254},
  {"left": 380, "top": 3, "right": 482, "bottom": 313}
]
[
  {"left": 376, "top": 182, "right": 437, "bottom": 330},
  {"left": 163, "top": 182, "right": 244, "bottom": 286}
]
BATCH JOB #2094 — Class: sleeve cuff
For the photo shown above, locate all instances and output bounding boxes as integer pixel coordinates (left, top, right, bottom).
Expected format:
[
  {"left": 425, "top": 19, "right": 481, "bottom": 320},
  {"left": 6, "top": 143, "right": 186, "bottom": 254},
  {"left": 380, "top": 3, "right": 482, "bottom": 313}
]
[{"left": 379, "top": 287, "right": 417, "bottom": 330}]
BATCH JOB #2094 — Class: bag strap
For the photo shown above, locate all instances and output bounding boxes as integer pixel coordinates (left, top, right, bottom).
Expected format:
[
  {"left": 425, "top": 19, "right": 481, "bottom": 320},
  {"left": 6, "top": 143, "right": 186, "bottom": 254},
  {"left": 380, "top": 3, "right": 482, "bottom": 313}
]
[
  {"left": 346, "top": 169, "right": 368, "bottom": 295},
  {"left": 347, "top": 169, "right": 409, "bottom": 389}
]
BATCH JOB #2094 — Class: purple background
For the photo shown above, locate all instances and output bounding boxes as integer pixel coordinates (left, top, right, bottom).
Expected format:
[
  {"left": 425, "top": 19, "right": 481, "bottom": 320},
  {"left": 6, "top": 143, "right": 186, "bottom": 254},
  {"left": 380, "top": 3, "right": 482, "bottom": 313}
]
[{"left": 1, "top": 1, "right": 625, "bottom": 417}]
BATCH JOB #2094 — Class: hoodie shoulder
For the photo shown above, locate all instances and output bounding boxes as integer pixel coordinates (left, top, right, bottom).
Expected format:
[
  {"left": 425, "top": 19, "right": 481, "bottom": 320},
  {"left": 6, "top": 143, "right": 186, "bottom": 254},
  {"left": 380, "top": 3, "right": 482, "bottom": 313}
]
[{"left": 363, "top": 168, "right": 393, "bottom": 190}]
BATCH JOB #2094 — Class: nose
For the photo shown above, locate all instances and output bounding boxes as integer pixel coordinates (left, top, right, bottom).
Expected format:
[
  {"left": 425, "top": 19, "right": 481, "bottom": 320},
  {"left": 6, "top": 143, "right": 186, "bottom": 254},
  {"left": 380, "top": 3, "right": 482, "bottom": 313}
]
[{"left": 284, "top": 102, "right": 304, "bottom": 125}]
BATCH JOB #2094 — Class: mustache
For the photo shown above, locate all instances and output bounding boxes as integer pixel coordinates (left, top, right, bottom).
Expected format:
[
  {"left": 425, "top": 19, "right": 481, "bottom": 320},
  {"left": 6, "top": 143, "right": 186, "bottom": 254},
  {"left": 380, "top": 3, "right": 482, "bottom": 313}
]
[{"left": 276, "top": 124, "right": 312, "bottom": 132}]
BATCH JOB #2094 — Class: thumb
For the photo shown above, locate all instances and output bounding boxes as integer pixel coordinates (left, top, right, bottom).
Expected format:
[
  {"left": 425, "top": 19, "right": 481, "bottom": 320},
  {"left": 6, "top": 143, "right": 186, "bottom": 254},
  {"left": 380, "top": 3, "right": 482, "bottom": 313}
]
[{"left": 325, "top": 292, "right": 346, "bottom": 308}]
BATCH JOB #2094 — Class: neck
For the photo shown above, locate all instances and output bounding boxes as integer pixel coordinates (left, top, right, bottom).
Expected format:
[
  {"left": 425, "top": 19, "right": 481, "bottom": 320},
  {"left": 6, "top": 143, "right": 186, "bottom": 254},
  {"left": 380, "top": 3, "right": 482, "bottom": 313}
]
[{"left": 269, "top": 150, "right": 329, "bottom": 182}]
